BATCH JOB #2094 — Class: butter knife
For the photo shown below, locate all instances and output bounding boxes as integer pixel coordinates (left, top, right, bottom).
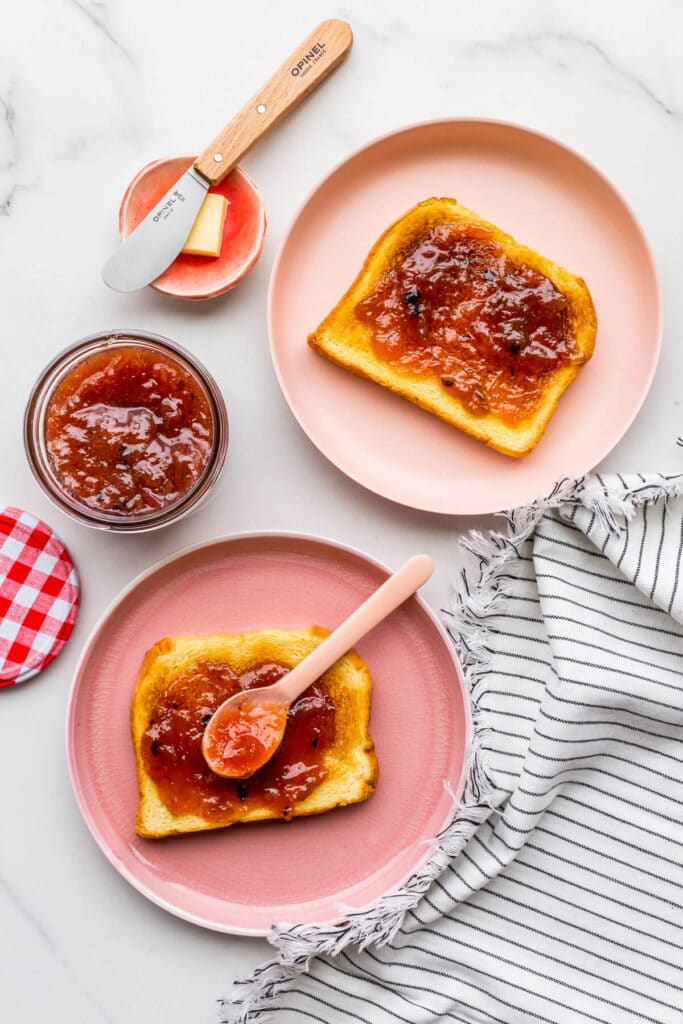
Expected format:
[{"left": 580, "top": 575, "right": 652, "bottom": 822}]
[{"left": 102, "top": 19, "right": 353, "bottom": 292}]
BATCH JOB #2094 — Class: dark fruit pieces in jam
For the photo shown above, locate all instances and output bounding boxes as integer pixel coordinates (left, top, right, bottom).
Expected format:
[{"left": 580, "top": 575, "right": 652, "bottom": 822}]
[
  {"left": 45, "top": 346, "right": 213, "bottom": 516},
  {"left": 141, "top": 660, "right": 336, "bottom": 822},
  {"left": 356, "top": 223, "right": 580, "bottom": 424}
]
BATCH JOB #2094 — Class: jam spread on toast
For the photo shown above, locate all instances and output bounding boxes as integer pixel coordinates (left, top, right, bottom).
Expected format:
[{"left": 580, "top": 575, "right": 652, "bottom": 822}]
[
  {"left": 45, "top": 346, "right": 213, "bottom": 516},
  {"left": 356, "top": 223, "right": 581, "bottom": 424},
  {"left": 141, "top": 661, "right": 336, "bottom": 821}
]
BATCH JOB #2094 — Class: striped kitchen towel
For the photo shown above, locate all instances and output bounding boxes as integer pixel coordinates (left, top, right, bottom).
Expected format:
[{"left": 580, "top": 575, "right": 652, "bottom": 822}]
[{"left": 225, "top": 472, "right": 683, "bottom": 1024}]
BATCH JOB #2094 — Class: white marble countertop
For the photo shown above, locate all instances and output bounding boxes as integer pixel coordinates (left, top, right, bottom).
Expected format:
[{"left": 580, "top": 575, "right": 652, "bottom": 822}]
[{"left": 1, "top": 1, "right": 682, "bottom": 1020}]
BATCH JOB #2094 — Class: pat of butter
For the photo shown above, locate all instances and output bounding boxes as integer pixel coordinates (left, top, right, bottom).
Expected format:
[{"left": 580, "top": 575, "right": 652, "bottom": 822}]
[{"left": 182, "top": 194, "right": 229, "bottom": 257}]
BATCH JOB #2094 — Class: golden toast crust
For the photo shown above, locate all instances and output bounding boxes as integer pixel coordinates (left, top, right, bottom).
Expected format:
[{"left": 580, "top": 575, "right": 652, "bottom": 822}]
[
  {"left": 308, "top": 198, "right": 597, "bottom": 457},
  {"left": 131, "top": 627, "right": 378, "bottom": 839}
]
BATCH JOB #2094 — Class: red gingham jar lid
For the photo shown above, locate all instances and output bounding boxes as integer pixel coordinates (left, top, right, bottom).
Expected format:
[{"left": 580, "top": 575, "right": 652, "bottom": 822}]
[{"left": 0, "top": 507, "right": 80, "bottom": 687}]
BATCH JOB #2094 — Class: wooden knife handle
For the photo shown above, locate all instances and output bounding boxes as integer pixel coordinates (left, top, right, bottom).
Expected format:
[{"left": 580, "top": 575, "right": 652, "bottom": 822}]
[{"left": 194, "top": 19, "right": 353, "bottom": 184}]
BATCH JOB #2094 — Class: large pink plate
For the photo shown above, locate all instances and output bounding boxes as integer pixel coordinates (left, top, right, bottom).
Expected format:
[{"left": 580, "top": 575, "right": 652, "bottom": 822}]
[
  {"left": 66, "top": 534, "right": 470, "bottom": 935},
  {"left": 268, "top": 119, "right": 661, "bottom": 514}
]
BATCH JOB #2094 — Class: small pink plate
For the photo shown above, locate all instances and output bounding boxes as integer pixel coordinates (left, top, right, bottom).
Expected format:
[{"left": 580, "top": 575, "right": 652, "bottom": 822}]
[
  {"left": 268, "top": 119, "right": 662, "bottom": 514},
  {"left": 66, "top": 534, "right": 470, "bottom": 935}
]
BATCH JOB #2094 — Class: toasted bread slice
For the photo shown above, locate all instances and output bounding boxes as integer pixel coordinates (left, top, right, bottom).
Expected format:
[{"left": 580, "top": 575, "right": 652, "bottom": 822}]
[
  {"left": 131, "top": 627, "right": 378, "bottom": 838},
  {"left": 308, "top": 198, "right": 597, "bottom": 457}
]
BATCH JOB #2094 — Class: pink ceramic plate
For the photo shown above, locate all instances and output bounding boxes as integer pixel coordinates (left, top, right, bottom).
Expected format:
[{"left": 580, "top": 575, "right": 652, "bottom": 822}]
[
  {"left": 66, "top": 534, "right": 470, "bottom": 935},
  {"left": 269, "top": 119, "right": 661, "bottom": 514}
]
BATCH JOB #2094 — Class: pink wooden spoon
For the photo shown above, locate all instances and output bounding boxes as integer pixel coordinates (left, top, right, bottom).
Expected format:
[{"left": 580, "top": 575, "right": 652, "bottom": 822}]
[{"left": 201, "top": 553, "right": 434, "bottom": 778}]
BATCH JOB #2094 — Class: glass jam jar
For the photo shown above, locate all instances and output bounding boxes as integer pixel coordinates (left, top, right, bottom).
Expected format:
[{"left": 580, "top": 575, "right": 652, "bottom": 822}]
[{"left": 24, "top": 331, "right": 228, "bottom": 532}]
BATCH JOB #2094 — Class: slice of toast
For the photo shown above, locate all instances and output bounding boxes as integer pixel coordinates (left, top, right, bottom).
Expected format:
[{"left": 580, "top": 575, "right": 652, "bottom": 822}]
[
  {"left": 308, "top": 198, "right": 597, "bottom": 457},
  {"left": 131, "top": 627, "right": 378, "bottom": 838}
]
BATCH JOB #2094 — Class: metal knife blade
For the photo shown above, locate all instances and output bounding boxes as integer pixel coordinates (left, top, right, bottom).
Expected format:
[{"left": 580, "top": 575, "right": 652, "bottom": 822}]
[{"left": 102, "top": 167, "right": 209, "bottom": 292}]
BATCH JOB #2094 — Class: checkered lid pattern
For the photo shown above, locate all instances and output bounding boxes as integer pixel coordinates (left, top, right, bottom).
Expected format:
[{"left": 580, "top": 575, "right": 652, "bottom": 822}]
[{"left": 0, "top": 507, "right": 80, "bottom": 687}]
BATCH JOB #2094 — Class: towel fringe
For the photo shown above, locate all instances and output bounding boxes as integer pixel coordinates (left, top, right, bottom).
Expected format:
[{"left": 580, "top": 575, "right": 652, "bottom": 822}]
[
  {"left": 220, "top": 678, "right": 498, "bottom": 1022},
  {"left": 222, "top": 679, "right": 499, "bottom": 1015},
  {"left": 447, "top": 473, "right": 683, "bottom": 691},
  {"left": 220, "top": 472, "right": 683, "bottom": 1023}
]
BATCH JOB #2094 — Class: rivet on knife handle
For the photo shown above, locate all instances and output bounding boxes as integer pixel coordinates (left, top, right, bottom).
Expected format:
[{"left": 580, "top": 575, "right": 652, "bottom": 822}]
[{"left": 194, "top": 20, "right": 353, "bottom": 184}]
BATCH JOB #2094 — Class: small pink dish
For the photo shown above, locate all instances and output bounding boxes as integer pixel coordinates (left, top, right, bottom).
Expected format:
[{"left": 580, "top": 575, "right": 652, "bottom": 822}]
[
  {"left": 119, "top": 157, "right": 266, "bottom": 300},
  {"left": 66, "top": 533, "right": 471, "bottom": 935}
]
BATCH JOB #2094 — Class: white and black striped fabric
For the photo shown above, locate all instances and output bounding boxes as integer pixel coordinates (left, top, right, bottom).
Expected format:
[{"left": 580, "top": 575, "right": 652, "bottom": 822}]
[{"left": 227, "top": 473, "right": 683, "bottom": 1024}]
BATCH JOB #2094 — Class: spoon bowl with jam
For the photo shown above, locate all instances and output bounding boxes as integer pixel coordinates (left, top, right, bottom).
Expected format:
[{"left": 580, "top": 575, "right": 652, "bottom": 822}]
[{"left": 202, "top": 553, "right": 434, "bottom": 778}]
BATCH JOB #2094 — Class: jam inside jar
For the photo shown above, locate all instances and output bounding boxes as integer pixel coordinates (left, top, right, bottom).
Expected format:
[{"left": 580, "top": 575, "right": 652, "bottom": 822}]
[
  {"left": 141, "top": 660, "right": 337, "bottom": 822},
  {"left": 356, "top": 223, "right": 583, "bottom": 424},
  {"left": 44, "top": 343, "right": 215, "bottom": 517}
]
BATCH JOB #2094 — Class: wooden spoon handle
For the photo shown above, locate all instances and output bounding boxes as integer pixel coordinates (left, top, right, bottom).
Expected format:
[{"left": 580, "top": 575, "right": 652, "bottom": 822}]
[
  {"left": 194, "top": 19, "right": 353, "bottom": 184},
  {"left": 274, "top": 555, "right": 435, "bottom": 705}
]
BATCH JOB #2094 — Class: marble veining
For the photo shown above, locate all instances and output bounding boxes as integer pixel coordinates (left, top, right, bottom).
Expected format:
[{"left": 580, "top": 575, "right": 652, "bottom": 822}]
[
  {"left": 0, "top": 90, "right": 17, "bottom": 164},
  {"left": 0, "top": 87, "right": 19, "bottom": 214},
  {"left": 0, "top": 874, "right": 116, "bottom": 1023},
  {"left": 65, "top": 0, "right": 135, "bottom": 65},
  {"left": 464, "top": 31, "right": 679, "bottom": 119},
  {"left": 1, "top": 2, "right": 682, "bottom": 1022}
]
